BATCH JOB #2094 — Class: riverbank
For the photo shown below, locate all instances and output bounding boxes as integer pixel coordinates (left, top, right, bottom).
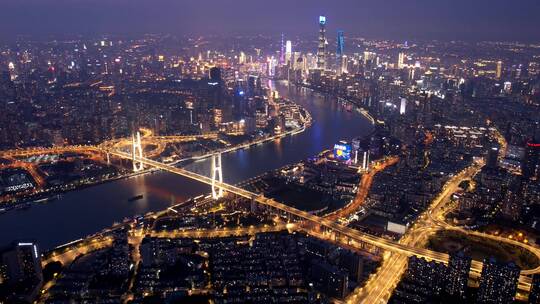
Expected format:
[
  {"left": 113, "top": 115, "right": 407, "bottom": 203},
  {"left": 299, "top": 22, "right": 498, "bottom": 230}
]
[
  {"left": 0, "top": 80, "right": 374, "bottom": 250},
  {"left": 0, "top": 97, "right": 312, "bottom": 216},
  {"left": 292, "top": 81, "right": 376, "bottom": 125}
]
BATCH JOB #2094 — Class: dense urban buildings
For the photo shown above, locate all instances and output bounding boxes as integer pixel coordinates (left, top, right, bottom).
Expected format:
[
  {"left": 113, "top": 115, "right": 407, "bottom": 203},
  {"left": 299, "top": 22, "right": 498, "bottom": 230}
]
[{"left": 1, "top": 1, "right": 540, "bottom": 303}]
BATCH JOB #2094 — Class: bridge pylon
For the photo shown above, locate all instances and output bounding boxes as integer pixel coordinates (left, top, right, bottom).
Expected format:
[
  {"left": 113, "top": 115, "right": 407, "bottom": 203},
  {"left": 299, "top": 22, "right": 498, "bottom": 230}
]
[
  {"left": 211, "top": 153, "right": 224, "bottom": 199},
  {"left": 132, "top": 131, "right": 144, "bottom": 172}
]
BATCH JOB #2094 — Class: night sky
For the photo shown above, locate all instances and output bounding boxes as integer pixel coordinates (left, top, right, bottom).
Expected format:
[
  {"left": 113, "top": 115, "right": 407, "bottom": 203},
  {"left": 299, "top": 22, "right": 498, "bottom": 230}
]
[{"left": 1, "top": 0, "right": 539, "bottom": 41}]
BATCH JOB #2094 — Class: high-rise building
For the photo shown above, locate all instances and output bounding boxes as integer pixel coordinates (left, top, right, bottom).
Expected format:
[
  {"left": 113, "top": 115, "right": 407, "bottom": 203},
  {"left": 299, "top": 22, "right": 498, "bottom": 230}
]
[
  {"left": 522, "top": 142, "right": 540, "bottom": 179},
  {"left": 496, "top": 60, "right": 503, "bottom": 79},
  {"left": 336, "top": 30, "right": 345, "bottom": 74},
  {"left": 317, "top": 16, "right": 327, "bottom": 70},
  {"left": 267, "top": 56, "right": 278, "bottom": 77},
  {"left": 209, "top": 67, "right": 222, "bottom": 82},
  {"left": 477, "top": 258, "right": 520, "bottom": 303},
  {"left": 339, "top": 55, "right": 348, "bottom": 75},
  {"left": 445, "top": 252, "right": 471, "bottom": 300},
  {"left": 239, "top": 51, "right": 247, "bottom": 64},
  {"left": 486, "top": 147, "right": 499, "bottom": 169},
  {"left": 399, "top": 98, "right": 407, "bottom": 115},
  {"left": 336, "top": 30, "right": 344, "bottom": 58},
  {"left": 398, "top": 52, "right": 406, "bottom": 69},
  {"left": 285, "top": 40, "right": 292, "bottom": 65},
  {"left": 0, "top": 241, "right": 43, "bottom": 301}
]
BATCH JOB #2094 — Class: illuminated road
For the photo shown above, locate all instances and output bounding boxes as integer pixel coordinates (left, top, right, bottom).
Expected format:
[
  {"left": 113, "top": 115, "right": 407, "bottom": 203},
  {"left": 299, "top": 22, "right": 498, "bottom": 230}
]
[
  {"left": 324, "top": 156, "right": 399, "bottom": 223},
  {"left": 149, "top": 223, "right": 295, "bottom": 239},
  {"left": 108, "top": 151, "right": 540, "bottom": 283},
  {"left": 42, "top": 235, "right": 114, "bottom": 266},
  {"left": 354, "top": 160, "right": 539, "bottom": 303}
]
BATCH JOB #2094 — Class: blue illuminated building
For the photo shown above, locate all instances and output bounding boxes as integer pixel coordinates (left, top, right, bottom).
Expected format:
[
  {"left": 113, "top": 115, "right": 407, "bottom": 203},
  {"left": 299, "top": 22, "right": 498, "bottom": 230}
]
[{"left": 337, "top": 30, "right": 344, "bottom": 57}]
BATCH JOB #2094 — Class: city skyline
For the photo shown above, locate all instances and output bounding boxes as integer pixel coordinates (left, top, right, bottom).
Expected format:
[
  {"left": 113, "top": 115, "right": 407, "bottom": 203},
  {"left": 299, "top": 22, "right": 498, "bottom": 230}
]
[{"left": 1, "top": 4, "right": 540, "bottom": 303}]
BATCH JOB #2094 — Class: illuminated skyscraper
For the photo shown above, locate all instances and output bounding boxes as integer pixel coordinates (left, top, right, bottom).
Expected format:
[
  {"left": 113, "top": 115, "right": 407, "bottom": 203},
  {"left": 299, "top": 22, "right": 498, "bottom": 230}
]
[
  {"left": 336, "top": 30, "right": 345, "bottom": 74},
  {"left": 523, "top": 142, "right": 540, "bottom": 179},
  {"left": 0, "top": 241, "right": 43, "bottom": 301},
  {"left": 399, "top": 98, "right": 407, "bottom": 115},
  {"left": 285, "top": 40, "right": 292, "bottom": 65},
  {"left": 398, "top": 52, "right": 406, "bottom": 69},
  {"left": 280, "top": 33, "right": 285, "bottom": 64},
  {"left": 317, "top": 16, "right": 327, "bottom": 69},
  {"left": 496, "top": 60, "right": 503, "bottom": 79},
  {"left": 522, "top": 125, "right": 540, "bottom": 180},
  {"left": 336, "top": 30, "right": 344, "bottom": 57}
]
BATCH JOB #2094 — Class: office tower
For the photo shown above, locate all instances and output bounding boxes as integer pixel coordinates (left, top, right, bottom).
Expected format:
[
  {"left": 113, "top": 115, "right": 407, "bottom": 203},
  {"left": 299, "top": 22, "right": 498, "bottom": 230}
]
[
  {"left": 285, "top": 40, "right": 292, "bottom": 65},
  {"left": 339, "top": 55, "right": 348, "bottom": 75},
  {"left": 398, "top": 52, "right": 406, "bottom": 69},
  {"left": 522, "top": 141, "right": 540, "bottom": 179},
  {"left": 486, "top": 147, "right": 499, "bottom": 169},
  {"left": 247, "top": 75, "right": 258, "bottom": 94},
  {"left": 1, "top": 241, "right": 42, "bottom": 283},
  {"left": 267, "top": 56, "right": 277, "bottom": 77},
  {"left": 496, "top": 60, "right": 503, "bottom": 79},
  {"left": 399, "top": 98, "right": 407, "bottom": 115},
  {"left": 445, "top": 252, "right": 472, "bottom": 300},
  {"left": 336, "top": 30, "right": 345, "bottom": 74},
  {"left": 209, "top": 67, "right": 222, "bottom": 82},
  {"left": 317, "top": 16, "right": 327, "bottom": 69},
  {"left": 239, "top": 51, "right": 247, "bottom": 64},
  {"left": 530, "top": 274, "right": 540, "bottom": 304},
  {"left": 336, "top": 30, "right": 344, "bottom": 57},
  {"left": 0, "top": 241, "right": 43, "bottom": 301},
  {"left": 477, "top": 258, "right": 520, "bottom": 304}
]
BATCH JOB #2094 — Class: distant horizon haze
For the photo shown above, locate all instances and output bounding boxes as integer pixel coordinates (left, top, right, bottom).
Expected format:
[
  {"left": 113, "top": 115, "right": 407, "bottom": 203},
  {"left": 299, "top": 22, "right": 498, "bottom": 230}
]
[{"left": 0, "top": 0, "right": 539, "bottom": 42}]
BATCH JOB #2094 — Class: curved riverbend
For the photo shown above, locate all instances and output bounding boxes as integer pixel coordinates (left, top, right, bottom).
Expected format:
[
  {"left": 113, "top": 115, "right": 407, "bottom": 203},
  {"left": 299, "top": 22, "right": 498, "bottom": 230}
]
[{"left": 0, "top": 81, "right": 374, "bottom": 250}]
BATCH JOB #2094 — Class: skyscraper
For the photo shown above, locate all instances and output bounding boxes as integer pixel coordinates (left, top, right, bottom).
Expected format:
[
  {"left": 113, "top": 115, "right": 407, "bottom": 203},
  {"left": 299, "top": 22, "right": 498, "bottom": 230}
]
[
  {"left": 496, "top": 60, "right": 503, "bottom": 79},
  {"left": 399, "top": 98, "right": 407, "bottom": 115},
  {"left": 522, "top": 127, "right": 540, "bottom": 179},
  {"left": 209, "top": 67, "right": 222, "bottom": 82},
  {"left": 398, "top": 52, "right": 406, "bottom": 69},
  {"left": 336, "top": 30, "right": 345, "bottom": 74},
  {"left": 0, "top": 241, "right": 43, "bottom": 301},
  {"left": 285, "top": 40, "right": 292, "bottom": 65},
  {"left": 445, "top": 252, "right": 471, "bottom": 300},
  {"left": 336, "top": 30, "right": 344, "bottom": 57},
  {"left": 317, "top": 16, "right": 327, "bottom": 70},
  {"left": 486, "top": 147, "right": 499, "bottom": 169},
  {"left": 477, "top": 258, "right": 520, "bottom": 303}
]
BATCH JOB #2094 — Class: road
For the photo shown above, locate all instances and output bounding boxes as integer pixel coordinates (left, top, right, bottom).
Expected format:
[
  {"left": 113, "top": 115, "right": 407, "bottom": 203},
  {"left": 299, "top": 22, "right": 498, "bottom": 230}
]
[
  {"left": 324, "top": 156, "right": 399, "bottom": 223},
  {"left": 354, "top": 159, "right": 539, "bottom": 303},
  {"left": 108, "top": 151, "right": 540, "bottom": 283},
  {"left": 350, "top": 163, "right": 482, "bottom": 303}
]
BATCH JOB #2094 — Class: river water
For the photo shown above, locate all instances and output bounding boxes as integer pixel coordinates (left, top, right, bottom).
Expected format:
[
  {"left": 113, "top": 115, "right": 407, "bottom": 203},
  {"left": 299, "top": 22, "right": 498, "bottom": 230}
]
[{"left": 0, "top": 81, "right": 373, "bottom": 250}]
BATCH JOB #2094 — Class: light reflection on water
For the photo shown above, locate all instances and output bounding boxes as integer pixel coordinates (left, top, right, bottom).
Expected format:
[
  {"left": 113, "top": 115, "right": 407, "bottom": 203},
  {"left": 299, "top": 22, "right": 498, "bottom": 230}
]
[{"left": 0, "top": 81, "right": 373, "bottom": 250}]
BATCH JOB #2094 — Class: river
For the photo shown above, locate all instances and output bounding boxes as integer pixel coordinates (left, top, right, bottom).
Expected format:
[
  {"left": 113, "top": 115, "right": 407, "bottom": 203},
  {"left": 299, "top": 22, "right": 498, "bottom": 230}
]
[{"left": 0, "top": 81, "right": 374, "bottom": 250}]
